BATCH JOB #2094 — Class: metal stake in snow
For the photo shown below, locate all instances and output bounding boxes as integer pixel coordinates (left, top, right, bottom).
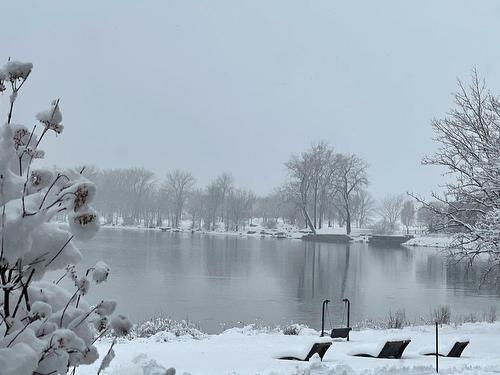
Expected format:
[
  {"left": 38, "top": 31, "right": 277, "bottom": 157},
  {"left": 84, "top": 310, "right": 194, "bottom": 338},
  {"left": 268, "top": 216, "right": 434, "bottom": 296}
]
[
  {"left": 435, "top": 322, "right": 439, "bottom": 373},
  {"left": 321, "top": 299, "right": 330, "bottom": 337},
  {"left": 343, "top": 298, "right": 351, "bottom": 341}
]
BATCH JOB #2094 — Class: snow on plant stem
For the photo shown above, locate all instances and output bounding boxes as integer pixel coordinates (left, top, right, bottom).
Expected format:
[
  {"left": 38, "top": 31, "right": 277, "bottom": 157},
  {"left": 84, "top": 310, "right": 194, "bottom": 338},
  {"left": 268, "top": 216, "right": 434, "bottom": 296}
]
[{"left": 0, "top": 60, "right": 131, "bottom": 374}]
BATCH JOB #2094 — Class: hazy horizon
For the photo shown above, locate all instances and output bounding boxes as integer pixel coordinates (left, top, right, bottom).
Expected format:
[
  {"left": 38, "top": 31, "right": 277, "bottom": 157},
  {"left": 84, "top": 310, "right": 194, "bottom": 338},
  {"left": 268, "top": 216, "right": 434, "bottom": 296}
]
[{"left": 2, "top": 0, "right": 500, "bottom": 198}]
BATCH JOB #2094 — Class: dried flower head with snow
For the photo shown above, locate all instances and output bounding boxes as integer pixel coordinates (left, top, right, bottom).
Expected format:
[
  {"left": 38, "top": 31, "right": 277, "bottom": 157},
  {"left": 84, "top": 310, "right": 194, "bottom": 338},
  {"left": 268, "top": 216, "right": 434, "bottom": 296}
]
[
  {"left": 66, "top": 264, "right": 78, "bottom": 282},
  {"left": 73, "top": 182, "right": 96, "bottom": 211},
  {"left": 111, "top": 314, "right": 133, "bottom": 337},
  {"left": 11, "top": 124, "right": 31, "bottom": 148},
  {"left": 92, "top": 261, "right": 110, "bottom": 283},
  {"left": 36, "top": 99, "right": 63, "bottom": 134},
  {"left": 29, "top": 169, "right": 54, "bottom": 190},
  {"left": 95, "top": 300, "right": 117, "bottom": 317},
  {"left": 94, "top": 315, "right": 108, "bottom": 332},
  {"left": 59, "top": 180, "right": 96, "bottom": 212},
  {"left": 68, "top": 208, "right": 100, "bottom": 240},
  {"left": 29, "top": 301, "right": 52, "bottom": 320},
  {"left": 80, "top": 345, "right": 99, "bottom": 365},
  {"left": 3, "top": 61, "right": 33, "bottom": 82},
  {"left": 76, "top": 276, "right": 90, "bottom": 296}
]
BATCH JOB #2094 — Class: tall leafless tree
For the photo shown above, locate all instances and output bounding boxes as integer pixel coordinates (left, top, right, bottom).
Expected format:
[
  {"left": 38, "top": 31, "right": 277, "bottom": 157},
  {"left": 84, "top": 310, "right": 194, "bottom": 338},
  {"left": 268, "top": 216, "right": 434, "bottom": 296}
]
[
  {"left": 378, "top": 194, "right": 405, "bottom": 234},
  {"left": 351, "top": 189, "right": 375, "bottom": 228},
  {"left": 203, "top": 173, "right": 233, "bottom": 230},
  {"left": 225, "top": 188, "right": 256, "bottom": 231},
  {"left": 186, "top": 188, "right": 205, "bottom": 230},
  {"left": 400, "top": 200, "right": 416, "bottom": 234},
  {"left": 285, "top": 150, "right": 316, "bottom": 233},
  {"left": 335, "top": 154, "right": 368, "bottom": 234},
  {"left": 163, "top": 170, "right": 195, "bottom": 228}
]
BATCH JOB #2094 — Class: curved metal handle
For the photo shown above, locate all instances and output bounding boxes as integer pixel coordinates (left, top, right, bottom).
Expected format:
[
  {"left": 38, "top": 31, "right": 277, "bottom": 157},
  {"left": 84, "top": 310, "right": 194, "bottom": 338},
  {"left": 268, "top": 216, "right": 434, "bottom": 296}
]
[
  {"left": 342, "top": 298, "right": 351, "bottom": 341},
  {"left": 321, "top": 299, "right": 330, "bottom": 337}
]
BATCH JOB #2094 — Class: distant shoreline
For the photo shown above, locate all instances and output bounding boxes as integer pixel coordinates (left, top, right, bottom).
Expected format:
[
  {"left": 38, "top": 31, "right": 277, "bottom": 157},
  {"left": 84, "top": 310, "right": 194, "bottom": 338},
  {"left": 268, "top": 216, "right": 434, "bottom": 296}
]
[{"left": 95, "top": 223, "right": 451, "bottom": 248}]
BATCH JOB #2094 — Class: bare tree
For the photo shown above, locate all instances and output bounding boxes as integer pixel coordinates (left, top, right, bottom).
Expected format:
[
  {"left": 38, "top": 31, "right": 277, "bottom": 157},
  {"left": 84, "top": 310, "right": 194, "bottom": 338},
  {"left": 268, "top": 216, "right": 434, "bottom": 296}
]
[
  {"left": 163, "top": 170, "right": 195, "bottom": 228},
  {"left": 203, "top": 173, "right": 233, "bottom": 230},
  {"left": 400, "top": 200, "right": 416, "bottom": 234},
  {"left": 308, "top": 142, "right": 336, "bottom": 228},
  {"left": 285, "top": 151, "right": 316, "bottom": 233},
  {"left": 186, "top": 188, "right": 205, "bottom": 230},
  {"left": 335, "top": 154, "right": 368, "bottom": 234},
  {"left": 216, "top": 173, "right": 233, "bottom": 229},
  {"left": 413, "top": 70, "right": 500, "bottom": 280},
  {"left": 225, "top": 189, "right": 256, "bottom": 231},
  {"left": 92, "top": 168, "right": 156, "bottom": 225},
  {"left": 379, "top": 194, "right": 405, "bottom": 234},
  {"left": 352, "top": 189, "right": 375, "bottom": 228},
  {"left": 416, "top": 202, "right": 446, "bottom": 233},
  {"left": 124, "top": 168, "right": 157, "bottom": 225}
]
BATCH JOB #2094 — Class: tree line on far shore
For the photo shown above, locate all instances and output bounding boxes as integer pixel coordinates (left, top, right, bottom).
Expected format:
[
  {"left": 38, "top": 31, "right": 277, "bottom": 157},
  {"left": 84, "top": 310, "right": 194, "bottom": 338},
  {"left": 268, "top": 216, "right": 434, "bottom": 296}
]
[{"left": 79, "top": 143, "right": 439, "bottom": 235}]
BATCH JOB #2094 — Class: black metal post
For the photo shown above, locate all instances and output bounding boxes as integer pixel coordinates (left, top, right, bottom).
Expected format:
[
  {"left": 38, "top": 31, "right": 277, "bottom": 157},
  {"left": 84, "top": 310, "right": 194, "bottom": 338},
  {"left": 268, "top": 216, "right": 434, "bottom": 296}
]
[
  {"left": 321, "top": 299, "right": 330, "bottom": 337},
  {"left": 435, "top": 322, "right": 439, "bottom": 373},
  {"left": 342, "top": 298, "right": 351, "bottom": 341}
]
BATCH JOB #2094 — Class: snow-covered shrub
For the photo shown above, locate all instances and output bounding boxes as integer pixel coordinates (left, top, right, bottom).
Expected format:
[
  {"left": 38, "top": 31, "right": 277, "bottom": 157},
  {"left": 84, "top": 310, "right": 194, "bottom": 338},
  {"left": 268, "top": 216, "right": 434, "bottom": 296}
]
[
  {"left": 386, "top": 309, "right": 407, "bottom": 329},
  {"left": 282, "top": 323, "right": 302, "bottom": 335},
  {"left": 0, "top": 60, "right": 131, "bottom": 374},
  {"left": 130, "top": 315, "right": 205, "bottom": 340},
  {"left": 432, "top": 305, "right": 451, "bottom": 325},
  {"left": 460, "top": 312, "right": 478, "bottom": 324},
  {"left": 486, "top": 306, "right": 497, "bottom": 323}
]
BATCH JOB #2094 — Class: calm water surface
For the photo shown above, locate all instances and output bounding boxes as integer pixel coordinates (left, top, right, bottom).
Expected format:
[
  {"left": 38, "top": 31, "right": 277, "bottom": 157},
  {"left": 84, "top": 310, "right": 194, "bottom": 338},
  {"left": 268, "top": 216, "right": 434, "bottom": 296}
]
[{"left": 72, "top": 228, "right": 500, "bottom": 333}]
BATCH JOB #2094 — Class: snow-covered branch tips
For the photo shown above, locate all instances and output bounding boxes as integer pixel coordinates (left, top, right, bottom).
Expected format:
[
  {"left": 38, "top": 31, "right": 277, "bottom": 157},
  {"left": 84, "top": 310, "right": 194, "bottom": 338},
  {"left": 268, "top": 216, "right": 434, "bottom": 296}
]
[{"left": 0, "top": 60, "right": 131, "bottom": 374}]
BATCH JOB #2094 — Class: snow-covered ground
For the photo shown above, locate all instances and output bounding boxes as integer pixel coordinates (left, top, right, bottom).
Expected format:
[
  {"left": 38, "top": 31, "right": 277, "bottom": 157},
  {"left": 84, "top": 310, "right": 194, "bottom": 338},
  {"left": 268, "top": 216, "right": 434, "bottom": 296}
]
[
  {"left": 403, "top": 235, "right": 452, "bottom": 248},
  {"left": 80, "top": 322, "right": 500, "bottom": 375}
]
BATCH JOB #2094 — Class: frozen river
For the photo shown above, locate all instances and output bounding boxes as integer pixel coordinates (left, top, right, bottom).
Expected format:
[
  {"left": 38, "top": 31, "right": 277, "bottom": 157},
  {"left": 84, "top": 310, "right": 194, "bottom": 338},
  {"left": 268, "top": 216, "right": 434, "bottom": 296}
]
[{"left": 71, "top": 227, "right": 500, "bottom": 333}]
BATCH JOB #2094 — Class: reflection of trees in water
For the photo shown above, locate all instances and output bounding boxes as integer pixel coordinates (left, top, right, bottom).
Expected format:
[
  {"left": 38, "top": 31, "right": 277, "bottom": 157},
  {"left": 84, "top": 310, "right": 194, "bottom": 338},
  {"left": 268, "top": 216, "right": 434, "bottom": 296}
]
[
  {"left": 446, "top": 257, "right": 500, "bottom": 294},
  {"left": 413, "top": 249, "right": 500, "bottom": 295},
  {"left": 340, "top": 243, "right": 350, "bottom": 298},
  {"left": 202, "top": 236, "right": 253, "bottom": 278},
  {"left": 296, "top": 242, "right": 358, "bottom": 324},
  {"left": 413, "top": 252, "right": 445, "bottom": 286}
]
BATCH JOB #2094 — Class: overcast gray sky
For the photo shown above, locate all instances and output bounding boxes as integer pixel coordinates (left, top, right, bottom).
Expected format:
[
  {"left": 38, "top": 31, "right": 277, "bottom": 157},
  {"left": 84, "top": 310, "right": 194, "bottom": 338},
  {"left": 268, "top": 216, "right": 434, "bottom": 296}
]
[{"left": 2, "top": 0, "right": 500, "bottom": 198}]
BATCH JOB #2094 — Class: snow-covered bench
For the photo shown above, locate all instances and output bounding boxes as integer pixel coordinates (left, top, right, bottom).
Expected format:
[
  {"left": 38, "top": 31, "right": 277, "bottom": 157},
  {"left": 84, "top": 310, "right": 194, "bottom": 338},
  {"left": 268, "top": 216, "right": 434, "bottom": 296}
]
[
  {"left": 420, "top": 339, "right": 469, "bottom": 358},
  {"left": 349, "top": 338, "right": 411, "bottom": 359},
  {"left": 274, "top": 337, "right": 332, "bottom": 361}
]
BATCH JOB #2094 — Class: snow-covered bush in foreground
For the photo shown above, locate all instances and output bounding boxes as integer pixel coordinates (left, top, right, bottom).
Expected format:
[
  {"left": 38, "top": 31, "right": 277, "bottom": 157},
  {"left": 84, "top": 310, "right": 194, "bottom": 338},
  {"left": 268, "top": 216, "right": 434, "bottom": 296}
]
[
  {"left": 0, "top": 61, "right": 131, "bottom": 374},
  {"left": 129, "top": 316, "right": 205, "bottom": 341}
]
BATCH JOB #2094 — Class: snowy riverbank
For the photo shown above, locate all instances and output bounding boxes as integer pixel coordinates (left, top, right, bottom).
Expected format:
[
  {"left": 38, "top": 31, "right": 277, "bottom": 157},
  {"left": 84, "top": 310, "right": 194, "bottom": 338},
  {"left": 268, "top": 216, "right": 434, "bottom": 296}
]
[
  {"left": 98, "top": 222, "right": 374, "bottom": 241},
  {"left": 98, "top": 223, "right": 452, "bottom": 248},
  {"left": 403, "top": 235, "right": 452, "bottom": 248},
  {"left": 80, "top": 322, "right": 500, "bottom": 375}
]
